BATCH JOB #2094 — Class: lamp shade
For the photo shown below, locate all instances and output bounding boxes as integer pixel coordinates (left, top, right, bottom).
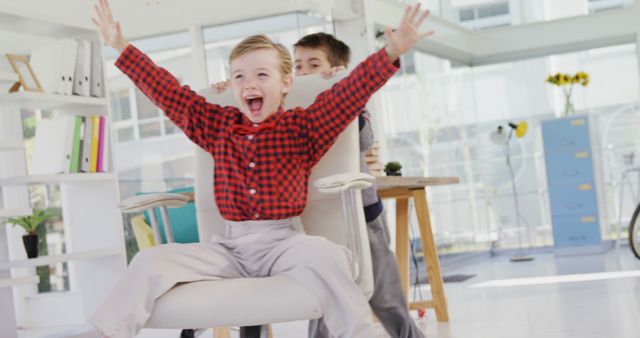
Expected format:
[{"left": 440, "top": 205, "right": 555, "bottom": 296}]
[{"left": 490, "top": 126, "right": 507, "bottom": 145}]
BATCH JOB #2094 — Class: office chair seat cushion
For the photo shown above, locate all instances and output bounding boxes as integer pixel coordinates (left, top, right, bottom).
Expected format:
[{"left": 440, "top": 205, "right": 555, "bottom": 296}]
[{"left": 145, "top": 275, "right": 323, "bottom": 328}]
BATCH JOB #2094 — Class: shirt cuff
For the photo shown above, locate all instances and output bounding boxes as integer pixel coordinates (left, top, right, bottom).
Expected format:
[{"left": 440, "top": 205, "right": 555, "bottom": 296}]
[
  {"left": 373, "top": 48, "right": 401, "bottom": 76},
  {"left": 115, "top": 44, "right": 141, "bottom": 72}
]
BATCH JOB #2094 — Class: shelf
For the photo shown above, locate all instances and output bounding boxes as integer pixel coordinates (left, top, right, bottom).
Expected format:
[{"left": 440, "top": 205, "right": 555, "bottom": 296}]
[
  {"left": 0, "top": 173, "right": 115, "bottom": 186},
  {"left": 0, "top": 276, "right": 39, "bottom": 288},
  {"left": 0, "top": 71, "right": 18, "bottom": 83},
  {"left": 0, "top": 208, "right": 32, "bottom": 218},
  {"left": 0, "top": 139, "right": 24, "bottom": 151},
  {"left": 0, "top": 248, "right": 122, "bottom": 270},
  {"left": 0, "top": 92, "right": 106, "bottom": 112}
]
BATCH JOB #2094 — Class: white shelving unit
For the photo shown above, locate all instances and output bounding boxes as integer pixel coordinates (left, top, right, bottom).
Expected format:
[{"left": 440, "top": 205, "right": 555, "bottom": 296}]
[
  {"left": 0, "top": 208, "right": 32, "bottom": 218},
  {"left": 0, "top": 276, "right": 39, "bottom": 289},
  {"left": 0, "top": 92, "right": 107, "bottom": 113},
  {"left": 0, "top": 248, "right": 121, "bottom": 270},
  {"left": 0, "top": 13, "right": 126, "bottom": 338}
]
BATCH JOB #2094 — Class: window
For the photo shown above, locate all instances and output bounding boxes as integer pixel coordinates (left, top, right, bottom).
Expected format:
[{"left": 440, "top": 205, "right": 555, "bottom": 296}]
[
  {"left": 377, "top": 44, "right": 639, "bottom": 253},
  {"left": 455, "top": 2, "right": 511, "bottom": 30}
]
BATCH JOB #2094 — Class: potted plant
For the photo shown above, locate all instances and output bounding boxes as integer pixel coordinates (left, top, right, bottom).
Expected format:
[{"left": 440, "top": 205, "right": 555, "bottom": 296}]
[
  {"left": 4, "top": 209, "right": 50, "bottom": 258},
  {"left": 384, "top": 161, "right": 403, "bottom": 176}
]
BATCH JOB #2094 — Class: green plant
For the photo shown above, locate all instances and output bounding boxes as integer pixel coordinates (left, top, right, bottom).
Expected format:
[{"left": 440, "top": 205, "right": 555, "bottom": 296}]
[
  {"left": 4, "top": 209, "right": 51, "bottom": 234},
  {"left": 384, "top": 161, "right": 402, "bottom": 174}
]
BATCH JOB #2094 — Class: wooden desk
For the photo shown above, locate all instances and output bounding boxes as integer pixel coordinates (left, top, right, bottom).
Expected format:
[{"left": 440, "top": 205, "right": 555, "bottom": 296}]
[{"left": 377, "top": 176, "right": 459, "bottom": 322}]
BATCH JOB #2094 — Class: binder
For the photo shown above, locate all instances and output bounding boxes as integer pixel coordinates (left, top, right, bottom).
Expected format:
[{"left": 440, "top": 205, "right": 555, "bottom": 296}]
[
  {"left": 72, "top": 40, "right": 91, "bottom": 97},
  {"left": 90, "top": 115, "right": 100, "bottom": 172},
  {"left": 57, "top": 39, "right": 78, "bottom": 95},
  {"left": 97, "top": 116, "right": 106, "bottom": 172},
  {"left": 29, "top": 41, "right": 64, "bottom": 94},
  {"left": 69, "top": 116, "right": 84, "bottom": 173},
  {"left": 81, "top": 116, "right": 94, "bottom": 172},
  {"left": 31, "top": 116, "right": 75, "bottom": 175},
  {"left": 90, "top": 41, "right": 104, "bottom": 97}
]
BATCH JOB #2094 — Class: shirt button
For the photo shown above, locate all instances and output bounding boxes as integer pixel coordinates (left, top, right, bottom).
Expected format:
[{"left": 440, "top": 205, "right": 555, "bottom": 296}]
[
  {"left": 253, "top": 124, "right": 259, "bottom": 127},
  {"left": 247, "top": 135, "right": 254, "bottom": 140},
  {"left": 254, "top": 213, "right": 260, "bottom": 219},
  {"left": 249, "top": 189, "right": 257, "bottom": 195},
  {"left": 249, "top": 162, "right": 256, "bottom": 168}
]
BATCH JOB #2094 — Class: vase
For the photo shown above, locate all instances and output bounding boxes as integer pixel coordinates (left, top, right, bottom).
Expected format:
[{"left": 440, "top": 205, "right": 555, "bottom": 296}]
[
  {"left": 563, "top": 91, "right": 575, "bottom": 116},
  {"left": 22, "top": 233, "right": 39, "bottom": 258}
]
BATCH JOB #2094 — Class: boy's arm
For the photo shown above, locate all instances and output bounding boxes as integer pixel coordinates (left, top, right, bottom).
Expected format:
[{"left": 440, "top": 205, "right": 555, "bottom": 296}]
[
  {"left": 359, "top": 111, "right": 375, "bottom": 153},
  {"left": 93, "top": 0, "right": 223, "bottom": 150}
]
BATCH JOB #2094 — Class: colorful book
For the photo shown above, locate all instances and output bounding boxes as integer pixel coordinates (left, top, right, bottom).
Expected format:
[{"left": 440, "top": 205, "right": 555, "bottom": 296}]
[
  {"left": 96, "top": 115, "right": 106, "bottom": 172},
  {"left": 69, "top": 116, "right": 84, "bottom": 173},
  {"left": 80, "top": 116, "right": 94, "bottom": 172},
  {"left": 90, "top": 115, "right": 100, "bottom": 172}
]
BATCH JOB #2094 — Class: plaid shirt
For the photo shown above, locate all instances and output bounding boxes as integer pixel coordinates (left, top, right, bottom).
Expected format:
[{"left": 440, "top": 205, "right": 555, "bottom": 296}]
[{"left": 116, "top": 45, "right": 399, "bottom": 221}]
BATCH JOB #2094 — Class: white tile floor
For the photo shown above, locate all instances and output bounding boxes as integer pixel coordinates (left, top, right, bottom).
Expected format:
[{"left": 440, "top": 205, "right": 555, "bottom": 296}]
[{"left": 20, "top": 247, "right": 640, "bottom": 338}]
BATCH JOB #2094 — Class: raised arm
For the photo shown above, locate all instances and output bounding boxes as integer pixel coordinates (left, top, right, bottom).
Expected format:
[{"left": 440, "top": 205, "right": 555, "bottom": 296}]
[
  {"left": 303, "top": 4, "right": 433, "bottom": 165},
  {"left": 92, "top": 0, "right": 225, "bottom": 150}
]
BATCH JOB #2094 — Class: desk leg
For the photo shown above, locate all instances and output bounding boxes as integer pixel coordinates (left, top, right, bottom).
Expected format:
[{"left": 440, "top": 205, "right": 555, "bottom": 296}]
[
  {"left": 412, "top": 189, "right": 449, "bottom": 322},
  {"left": 395, "top": 197, "right": 410, "bottom": 298}
]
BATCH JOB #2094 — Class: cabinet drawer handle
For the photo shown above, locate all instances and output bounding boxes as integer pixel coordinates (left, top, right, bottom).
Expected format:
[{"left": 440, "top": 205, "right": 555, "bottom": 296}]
[
  {"left": 581, "top": 216, "right": 595, "bottom": 223},
  {"left": 578, "top": 184, "right": 592, "bottom": 191},
  {"left": 575, "top": 152, "right": 589, "bottom": 159},
  {"left": 570, "top": 119, "right": 586, "bottom": 126}
]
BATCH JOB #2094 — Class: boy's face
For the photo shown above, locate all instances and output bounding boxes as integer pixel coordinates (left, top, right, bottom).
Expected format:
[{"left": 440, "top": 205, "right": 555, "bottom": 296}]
[
  {"left": 294, "top": 47, "right": 333, "bottom": 76},
  {"left": 230, "top": 48, "right": 292, "bottom": 123}
]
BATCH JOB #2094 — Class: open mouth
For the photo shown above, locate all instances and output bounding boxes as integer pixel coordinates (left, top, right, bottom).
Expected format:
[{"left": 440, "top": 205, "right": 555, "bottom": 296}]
[{"left": 244, "top": 95, "right": 264, "bottom": 115}]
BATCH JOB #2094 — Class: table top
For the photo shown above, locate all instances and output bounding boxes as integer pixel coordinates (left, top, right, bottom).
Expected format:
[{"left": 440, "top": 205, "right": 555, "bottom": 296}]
[{"left": 376, "top": 176, "right": 460, "bottom": 190}]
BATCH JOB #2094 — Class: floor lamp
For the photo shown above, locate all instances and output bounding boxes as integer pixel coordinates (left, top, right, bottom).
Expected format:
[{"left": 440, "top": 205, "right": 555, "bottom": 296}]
[{"left": 490, "top": 122, "right": 534, "bottom": 262}]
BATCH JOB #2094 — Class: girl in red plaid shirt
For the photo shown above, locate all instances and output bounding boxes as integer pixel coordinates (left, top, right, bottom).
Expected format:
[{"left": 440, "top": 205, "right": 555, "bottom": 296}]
[{"left": 89, "top": 1, "right": 433, "bottom": 337}]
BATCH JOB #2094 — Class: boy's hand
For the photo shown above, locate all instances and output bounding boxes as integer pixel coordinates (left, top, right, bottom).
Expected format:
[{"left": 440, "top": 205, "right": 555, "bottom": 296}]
[
  {"left": 92, "top": 0, "right": 129, "bottom": 53},
  {"left": 385, "top": 3, "right": 434, "bottom": 61},
  {"left": 211, "top": 80, "right": 230, "bottom": 93},
  {"left": 319, "top": 66, "right": 346, "bottom": 79}
]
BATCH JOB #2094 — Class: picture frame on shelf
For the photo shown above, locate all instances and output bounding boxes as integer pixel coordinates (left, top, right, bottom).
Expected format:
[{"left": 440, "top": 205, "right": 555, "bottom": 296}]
[{"left": 6, "top": 54, "right": 43, "bottom": 93}]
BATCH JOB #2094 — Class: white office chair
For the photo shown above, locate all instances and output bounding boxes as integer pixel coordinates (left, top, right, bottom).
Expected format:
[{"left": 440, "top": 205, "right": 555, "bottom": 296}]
[{"left": 119, "top": 73, "right": 375, "bottom": 337}]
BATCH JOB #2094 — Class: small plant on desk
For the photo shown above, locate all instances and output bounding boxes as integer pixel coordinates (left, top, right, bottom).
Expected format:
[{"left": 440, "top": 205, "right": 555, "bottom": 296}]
[
  {"left": 4, "top": 209, "right": 51, "bottom": 258},
  {"left": 384, "top": 161, "right": 403, "bottom": 176}
]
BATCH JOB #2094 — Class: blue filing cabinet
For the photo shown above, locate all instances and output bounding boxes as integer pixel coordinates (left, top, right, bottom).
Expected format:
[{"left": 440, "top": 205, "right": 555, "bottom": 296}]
[{"left": 541, "top": 116, "right": 602, "bottom": 250}]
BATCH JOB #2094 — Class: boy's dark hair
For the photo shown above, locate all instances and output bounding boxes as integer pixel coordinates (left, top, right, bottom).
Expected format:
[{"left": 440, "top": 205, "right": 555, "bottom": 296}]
[{"left": 293, "top": 32, "right": 351, "bottom": 67}]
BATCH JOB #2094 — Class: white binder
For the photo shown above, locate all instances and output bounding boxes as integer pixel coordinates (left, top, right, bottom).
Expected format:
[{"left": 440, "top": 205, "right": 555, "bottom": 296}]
[
  {"left": 31, "top": 116, "right": 75, "bottom": 175},
  {"left": 29, "top": 41, "right": 64, "bottom": 94},
  {"left": 90, "top": 41, "right": 104, "bottom": 97},
  {"left": 72, "top": 40, "right": 91, "bottom": 97},
  {"left": 57, "top": 39, "right": 78, "bottom": 95}
]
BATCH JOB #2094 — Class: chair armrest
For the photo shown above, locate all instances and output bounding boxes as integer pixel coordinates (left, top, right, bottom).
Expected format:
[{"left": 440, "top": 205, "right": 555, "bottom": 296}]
[
  {"left": 119, "top": 193, "right": 189, "bottom": 213},
  {"left": 313, "top": 172, "right": 374, "bottom": 193}
]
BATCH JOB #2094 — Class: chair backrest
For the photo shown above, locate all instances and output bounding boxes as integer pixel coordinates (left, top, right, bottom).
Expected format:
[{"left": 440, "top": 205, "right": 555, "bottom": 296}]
[{"left": 194, "top": 74, "right": 374, "bottom": 296}]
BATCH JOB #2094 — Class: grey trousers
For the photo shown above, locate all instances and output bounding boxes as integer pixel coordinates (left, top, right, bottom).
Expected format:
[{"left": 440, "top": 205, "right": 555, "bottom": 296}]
[
  {"left": 89, "top": 218, "right": 374, "bottom": 338},
  {"left": 308, "top": 211, "right": 425, "bottom": 338}
]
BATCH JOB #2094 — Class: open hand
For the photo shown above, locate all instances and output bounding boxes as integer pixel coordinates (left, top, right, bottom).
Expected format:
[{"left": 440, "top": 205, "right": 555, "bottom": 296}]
[
  {"left": 385, "top": 3, "right": 434, "bottom": 60},
  {"left": 319, "top": 66, "right": 346, "bottom": 79},
  {"left": 211, "top": 80, "right": 230, "bottom": 93},
  {"left": 92, "top": 0, "right": 128, "bottom": 53}
]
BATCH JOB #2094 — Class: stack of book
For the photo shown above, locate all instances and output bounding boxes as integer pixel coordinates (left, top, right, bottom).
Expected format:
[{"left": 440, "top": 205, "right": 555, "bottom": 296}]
[
  {"left": 31, "top": 115, "right": 109, "bottom": 175},
  {"left": 365, "top": 141, "right": 384, "bottom": 176}
]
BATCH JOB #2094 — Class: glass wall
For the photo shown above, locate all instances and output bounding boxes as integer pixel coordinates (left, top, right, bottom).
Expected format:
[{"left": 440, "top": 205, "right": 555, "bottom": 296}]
[{"left": 378, "top": 43, "right": 639, "bottom": 253}]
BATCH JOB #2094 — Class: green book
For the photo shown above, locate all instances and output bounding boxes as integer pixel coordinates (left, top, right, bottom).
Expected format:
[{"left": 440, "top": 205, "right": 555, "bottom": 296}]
[{"left": 69, "top": 116, "right": 85, "bottom": 173}]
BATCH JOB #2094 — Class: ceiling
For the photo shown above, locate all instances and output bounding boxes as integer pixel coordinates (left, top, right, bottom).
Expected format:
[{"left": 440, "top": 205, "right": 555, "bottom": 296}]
[{"left": 0, "top": 0, "right": 352, "bottom": 40}]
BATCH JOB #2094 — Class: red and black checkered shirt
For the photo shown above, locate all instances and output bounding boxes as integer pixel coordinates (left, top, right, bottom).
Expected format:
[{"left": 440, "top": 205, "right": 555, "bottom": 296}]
[{"left": 116, "top": 45, "right": 399, "bottom": 221}]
